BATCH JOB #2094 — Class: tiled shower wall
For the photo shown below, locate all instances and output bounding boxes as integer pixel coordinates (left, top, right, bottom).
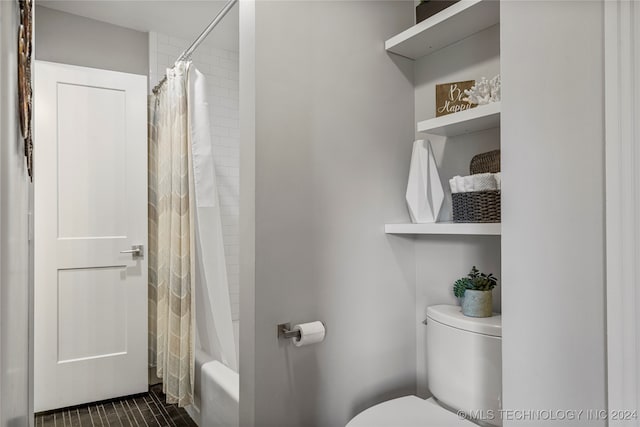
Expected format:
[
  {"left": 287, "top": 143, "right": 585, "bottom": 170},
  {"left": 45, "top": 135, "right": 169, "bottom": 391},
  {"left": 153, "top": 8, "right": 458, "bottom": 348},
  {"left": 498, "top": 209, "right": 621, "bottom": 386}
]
[{"left": 148, "top": 32, "right": 240, "bottom": 356}]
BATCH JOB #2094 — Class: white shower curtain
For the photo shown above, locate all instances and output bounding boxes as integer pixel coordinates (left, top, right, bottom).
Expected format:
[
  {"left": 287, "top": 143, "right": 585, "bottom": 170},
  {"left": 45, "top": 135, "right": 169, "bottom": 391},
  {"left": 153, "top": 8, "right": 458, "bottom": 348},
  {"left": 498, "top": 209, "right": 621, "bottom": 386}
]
[
  {"left": 187, "top": 66, "right": 238, "bottom": 372},
  {"left": 148, "top": 61, "right": 237, "bottom": 407}
]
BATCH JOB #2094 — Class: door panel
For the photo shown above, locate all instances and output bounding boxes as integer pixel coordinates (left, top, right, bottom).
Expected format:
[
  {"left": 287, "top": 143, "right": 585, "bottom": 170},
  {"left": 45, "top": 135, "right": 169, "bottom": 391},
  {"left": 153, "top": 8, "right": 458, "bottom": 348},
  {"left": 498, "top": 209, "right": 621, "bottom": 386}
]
[
  {"left": 56, "top": 83, "right": 127, "bottom": 239},
  {"left": 57, "top": 267, "right": 128, "bottom": 363},
  {"left": 34, "top": 61, "right": 148, "bottom": 412}
]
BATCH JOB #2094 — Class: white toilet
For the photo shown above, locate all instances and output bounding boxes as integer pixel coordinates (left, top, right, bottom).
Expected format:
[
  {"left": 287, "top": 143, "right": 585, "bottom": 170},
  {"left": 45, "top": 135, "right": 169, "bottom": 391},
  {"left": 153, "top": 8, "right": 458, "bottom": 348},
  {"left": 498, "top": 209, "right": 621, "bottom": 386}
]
[{"left": 347, "top": 305, "right": 502, "bottom": 427}]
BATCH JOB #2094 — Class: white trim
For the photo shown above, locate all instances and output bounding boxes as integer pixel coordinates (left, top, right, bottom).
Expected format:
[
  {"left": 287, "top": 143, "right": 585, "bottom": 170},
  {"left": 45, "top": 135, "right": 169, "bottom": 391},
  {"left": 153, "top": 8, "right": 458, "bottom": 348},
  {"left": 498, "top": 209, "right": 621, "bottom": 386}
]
[
  {"left": 239, "top": 1, "right": 256, "bottom": 426},
  {"left": 605, "top": 0, "right": 640, "bottom": 424},
  {"left": 185, "top": 404, "right": 201, "bottom": 426}
]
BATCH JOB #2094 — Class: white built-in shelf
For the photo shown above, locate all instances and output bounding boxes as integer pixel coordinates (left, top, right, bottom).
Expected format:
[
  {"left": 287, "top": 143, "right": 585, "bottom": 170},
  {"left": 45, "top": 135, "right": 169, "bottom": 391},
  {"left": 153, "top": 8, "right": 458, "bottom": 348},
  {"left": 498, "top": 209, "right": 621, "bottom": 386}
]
[
  {"left": 417, "top": 102, "right": 500, "bottom": 137},
  {"left": 385, "top": 0, "right": 500, "bottom": 60},
  {"left": 385, "top": 222, "right": 501, "bottom": 236}
]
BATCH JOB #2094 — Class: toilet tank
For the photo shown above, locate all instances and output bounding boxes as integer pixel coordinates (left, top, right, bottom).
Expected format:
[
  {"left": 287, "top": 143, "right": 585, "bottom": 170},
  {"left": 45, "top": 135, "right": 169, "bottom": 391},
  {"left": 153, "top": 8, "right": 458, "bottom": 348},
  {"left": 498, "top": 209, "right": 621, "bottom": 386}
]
[{"left": 426, "top": 305, "right": 502, "bottom": 426}]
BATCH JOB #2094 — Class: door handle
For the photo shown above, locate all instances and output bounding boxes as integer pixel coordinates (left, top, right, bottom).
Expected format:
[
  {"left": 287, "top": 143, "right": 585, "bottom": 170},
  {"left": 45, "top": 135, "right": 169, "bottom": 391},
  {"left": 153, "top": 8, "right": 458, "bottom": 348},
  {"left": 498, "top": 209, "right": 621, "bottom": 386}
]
[{"left": 120, "top": 245, "right": 144, "bottom": 258}]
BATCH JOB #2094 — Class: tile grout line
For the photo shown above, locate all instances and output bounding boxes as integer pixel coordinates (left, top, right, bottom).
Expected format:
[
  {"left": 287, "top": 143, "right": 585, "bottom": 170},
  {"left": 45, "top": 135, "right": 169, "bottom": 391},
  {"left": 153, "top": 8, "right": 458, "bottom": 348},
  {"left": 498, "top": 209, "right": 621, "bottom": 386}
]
[
  {"left": 36, "top": 387, "right": 194, "bottom": 426},
  {"left": 151, "top": 387, "right": 182, "bottom": 427},
  {"left": 126, "top": 399, "right": 144, "bottom": 427},
  {"left": 99, "top": 404, "right": 108, "bottom": 427},
  {"left": 111, "top": 402, "right": 124, "bottom": 427},
  {"left": 122, "top": 400, "right": 136, "bottom": 427},
  {"left": 93, "top": 404, "right": 104, "bottom": 427},
  {"left": 88, "top": 406, "right": 96, "bottom": 427},
  {"left": 151, "top": 388, "right": 178, "bottom": 427},
  {"left": 145, "top": 390, "right": 174, "bottom": 427},
  {"left": 137, "top": 395, "right": 160, "bottom": 427}
]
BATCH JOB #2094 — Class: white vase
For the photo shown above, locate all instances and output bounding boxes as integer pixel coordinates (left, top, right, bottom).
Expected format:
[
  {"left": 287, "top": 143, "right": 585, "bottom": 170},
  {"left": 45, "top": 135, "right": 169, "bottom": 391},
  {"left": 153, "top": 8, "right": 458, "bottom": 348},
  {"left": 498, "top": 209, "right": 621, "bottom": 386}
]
[{"left": 406, "top": 140, "right": 444, "bottom": 223}]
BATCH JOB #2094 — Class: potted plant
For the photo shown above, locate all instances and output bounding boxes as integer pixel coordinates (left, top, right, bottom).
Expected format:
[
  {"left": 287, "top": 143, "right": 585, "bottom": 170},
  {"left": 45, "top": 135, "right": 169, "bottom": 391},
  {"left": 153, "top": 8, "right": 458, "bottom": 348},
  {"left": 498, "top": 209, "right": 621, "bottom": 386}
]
[{"left": 453, "top": 266, "right": 497, "bottom": 318}]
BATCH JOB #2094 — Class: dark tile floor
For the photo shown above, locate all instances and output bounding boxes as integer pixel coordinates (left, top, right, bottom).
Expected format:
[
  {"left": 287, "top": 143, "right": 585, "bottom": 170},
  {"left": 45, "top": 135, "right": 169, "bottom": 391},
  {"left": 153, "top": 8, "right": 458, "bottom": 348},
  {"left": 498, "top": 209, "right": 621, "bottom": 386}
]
[{"left": 35, "top": 384, "right": 197, "bottom": 427}]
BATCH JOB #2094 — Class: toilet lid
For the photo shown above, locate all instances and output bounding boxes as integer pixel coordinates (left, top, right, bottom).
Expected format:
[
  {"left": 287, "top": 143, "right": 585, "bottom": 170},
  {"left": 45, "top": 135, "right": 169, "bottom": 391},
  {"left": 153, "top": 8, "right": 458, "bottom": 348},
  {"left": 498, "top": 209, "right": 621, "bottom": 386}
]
[{"left": 346, "top": 396, "right": 474, "bottom": 427}]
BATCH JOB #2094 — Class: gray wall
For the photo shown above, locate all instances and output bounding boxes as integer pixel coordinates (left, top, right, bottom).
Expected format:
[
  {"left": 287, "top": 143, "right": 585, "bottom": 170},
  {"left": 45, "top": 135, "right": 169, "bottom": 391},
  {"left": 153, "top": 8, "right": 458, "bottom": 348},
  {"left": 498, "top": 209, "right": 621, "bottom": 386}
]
[
  {"left": 0, "top": 1, "right": 32, "bottom": 426},
  {"left": 35, "top": 6, "right": 148, "bottom": 75},
  {"left": 412, "top": 24, "right": 502, "bottom": 397},
  {"left": 501, "top": 1, "right": 607, "bottom": 424},
  {"left": 251, "top": 1, "right": 416, "bottom": 426}
]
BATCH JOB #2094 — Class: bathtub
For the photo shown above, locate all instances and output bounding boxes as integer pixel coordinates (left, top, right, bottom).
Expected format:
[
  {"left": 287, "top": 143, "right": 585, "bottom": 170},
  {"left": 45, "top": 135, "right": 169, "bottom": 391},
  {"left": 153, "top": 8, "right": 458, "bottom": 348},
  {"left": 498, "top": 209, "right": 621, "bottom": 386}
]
[{"left": 186, "top": 349, "right": 239, "bottom": 427}]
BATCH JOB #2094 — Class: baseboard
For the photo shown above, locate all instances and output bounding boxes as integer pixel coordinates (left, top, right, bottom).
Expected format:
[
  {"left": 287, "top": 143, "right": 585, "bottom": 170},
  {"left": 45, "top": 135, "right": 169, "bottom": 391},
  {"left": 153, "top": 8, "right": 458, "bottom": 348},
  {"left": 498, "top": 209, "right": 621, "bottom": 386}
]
[{"left": 185, "top": 404, "right": 201, "bottom": 426}]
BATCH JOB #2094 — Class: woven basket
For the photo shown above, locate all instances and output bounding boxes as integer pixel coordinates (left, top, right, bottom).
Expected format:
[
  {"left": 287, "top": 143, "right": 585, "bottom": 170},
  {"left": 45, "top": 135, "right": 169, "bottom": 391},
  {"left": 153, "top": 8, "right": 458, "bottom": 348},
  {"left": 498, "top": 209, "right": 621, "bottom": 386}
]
[
  {"left": 470, "top": 149, "right": 501, "bottom": 174},
  {"left": 452, "top": 191, "right": 501, "bottom": 223},
  {"left": 452, "top": 149, "right": 501, "bottom": 223}
]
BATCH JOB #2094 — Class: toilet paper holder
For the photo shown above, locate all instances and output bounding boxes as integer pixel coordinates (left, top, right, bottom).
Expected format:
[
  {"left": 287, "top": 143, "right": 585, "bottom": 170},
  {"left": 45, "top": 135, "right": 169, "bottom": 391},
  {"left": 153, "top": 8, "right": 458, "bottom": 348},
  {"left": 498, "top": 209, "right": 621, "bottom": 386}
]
[{"left": 277, "top": 323, "right": 301, "bottom": 340}]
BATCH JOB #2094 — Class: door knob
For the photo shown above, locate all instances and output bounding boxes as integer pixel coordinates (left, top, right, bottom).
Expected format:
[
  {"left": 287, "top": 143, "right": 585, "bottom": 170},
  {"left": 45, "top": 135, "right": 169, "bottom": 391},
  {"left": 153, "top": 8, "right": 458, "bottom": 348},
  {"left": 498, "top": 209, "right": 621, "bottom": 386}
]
[{"left": 120, "top": 245, "right": 144, "bottom": 258}]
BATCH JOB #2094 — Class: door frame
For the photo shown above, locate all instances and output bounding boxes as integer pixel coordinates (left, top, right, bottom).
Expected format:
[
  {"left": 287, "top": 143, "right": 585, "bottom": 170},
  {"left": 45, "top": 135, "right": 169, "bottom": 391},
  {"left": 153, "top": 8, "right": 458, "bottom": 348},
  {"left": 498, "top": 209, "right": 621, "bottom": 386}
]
[{"left": 605, "top": 0, "right": 640, "bottom": 422}]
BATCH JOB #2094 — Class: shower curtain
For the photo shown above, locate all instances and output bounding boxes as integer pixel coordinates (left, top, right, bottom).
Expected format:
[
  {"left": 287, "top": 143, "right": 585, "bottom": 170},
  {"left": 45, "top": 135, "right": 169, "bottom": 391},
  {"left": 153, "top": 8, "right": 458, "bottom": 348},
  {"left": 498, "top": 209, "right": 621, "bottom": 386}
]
[
  {"left": 149, "top": 62, "right": 194, "bottom": 407},
  {"left": 148, "top": 61, "right": 237, "bottom": 407},
  {"left": 188, "top": 67, "right": 238, "bottom": 373}
]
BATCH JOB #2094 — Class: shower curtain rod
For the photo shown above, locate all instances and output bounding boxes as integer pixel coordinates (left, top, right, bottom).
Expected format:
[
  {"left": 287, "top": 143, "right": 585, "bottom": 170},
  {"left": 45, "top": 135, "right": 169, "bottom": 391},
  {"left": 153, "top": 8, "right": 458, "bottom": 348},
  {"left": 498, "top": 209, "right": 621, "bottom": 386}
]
[{"left": 152, "top": 0, "right": 238, "bottom": 94}]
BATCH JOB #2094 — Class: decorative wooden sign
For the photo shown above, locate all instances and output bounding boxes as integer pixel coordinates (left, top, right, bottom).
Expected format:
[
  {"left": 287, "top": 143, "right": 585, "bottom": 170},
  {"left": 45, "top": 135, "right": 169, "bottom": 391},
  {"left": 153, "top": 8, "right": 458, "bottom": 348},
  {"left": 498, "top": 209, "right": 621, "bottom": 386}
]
[
  {"left": 18, "top": 0, "right": 33, "bottom": 180},
  {"left": 435, "top": 80, "right": 476, "bottom": 117}
]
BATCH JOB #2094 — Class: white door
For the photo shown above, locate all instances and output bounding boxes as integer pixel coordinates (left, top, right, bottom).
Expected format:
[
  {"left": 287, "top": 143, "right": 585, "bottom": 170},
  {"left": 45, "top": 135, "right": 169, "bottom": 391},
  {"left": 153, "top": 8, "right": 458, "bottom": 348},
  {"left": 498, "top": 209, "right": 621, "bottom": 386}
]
[{"left": 34, "top": 61, "right": 148, "bottom": 412}]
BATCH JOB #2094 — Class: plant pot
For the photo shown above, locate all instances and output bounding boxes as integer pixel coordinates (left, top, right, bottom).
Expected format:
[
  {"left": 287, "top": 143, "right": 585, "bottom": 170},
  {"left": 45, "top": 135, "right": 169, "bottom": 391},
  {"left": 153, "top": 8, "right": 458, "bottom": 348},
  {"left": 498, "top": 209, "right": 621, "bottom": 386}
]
[
  {"left": 416, "top": 1, "right": 460, "bottom": 24},
  {"left": 461, "top": 290, "right": 493, "bottom": 318}
]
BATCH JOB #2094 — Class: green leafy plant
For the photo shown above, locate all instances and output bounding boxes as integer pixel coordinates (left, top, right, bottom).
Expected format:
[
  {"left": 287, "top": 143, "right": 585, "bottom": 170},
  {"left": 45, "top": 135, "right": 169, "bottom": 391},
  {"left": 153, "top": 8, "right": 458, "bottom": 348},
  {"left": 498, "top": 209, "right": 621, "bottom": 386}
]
[{"left": 453, "top": 266, "right": 498, "bottom": 298}]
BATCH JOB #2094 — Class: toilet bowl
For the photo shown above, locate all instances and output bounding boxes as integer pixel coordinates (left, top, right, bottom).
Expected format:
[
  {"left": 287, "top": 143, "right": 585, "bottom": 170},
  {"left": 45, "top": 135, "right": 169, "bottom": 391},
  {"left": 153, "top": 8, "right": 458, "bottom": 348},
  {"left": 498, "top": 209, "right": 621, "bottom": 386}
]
[
  {"left": 346, "top": 305, "right": 502, "bottom": 427},
  {"left": 346, "top": 395, "right": 473, "bottom": 427}
]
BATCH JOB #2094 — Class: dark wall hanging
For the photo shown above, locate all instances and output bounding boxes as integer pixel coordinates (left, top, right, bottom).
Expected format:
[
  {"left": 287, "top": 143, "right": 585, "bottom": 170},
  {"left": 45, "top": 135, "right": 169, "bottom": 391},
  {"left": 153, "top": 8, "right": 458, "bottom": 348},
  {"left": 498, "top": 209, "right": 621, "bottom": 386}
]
[{"left": 18, "top": 0, "right": 33, "bottom": 180}]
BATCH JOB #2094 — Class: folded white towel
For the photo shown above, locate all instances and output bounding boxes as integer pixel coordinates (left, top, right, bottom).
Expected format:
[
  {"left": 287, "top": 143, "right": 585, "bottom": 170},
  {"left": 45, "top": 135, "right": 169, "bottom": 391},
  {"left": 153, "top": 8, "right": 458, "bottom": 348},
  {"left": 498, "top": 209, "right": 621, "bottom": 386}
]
[
  {"left": 463, "top": 175, "right": 476, "bottom": 192},
  {"left": 456, "top": 176, "right": 465, "bottom": 193},
  {"left": 473, "top": 173, "right": 497, "bottom": 192},
  {"left": 448, "top": 172, "right": 500, "bottom": 193},
  {"left": 449, "top": 177, "right": 459, "bottom": 194},
  {"left": 495, "top": 172, "right": 501, "bottom": 190}
]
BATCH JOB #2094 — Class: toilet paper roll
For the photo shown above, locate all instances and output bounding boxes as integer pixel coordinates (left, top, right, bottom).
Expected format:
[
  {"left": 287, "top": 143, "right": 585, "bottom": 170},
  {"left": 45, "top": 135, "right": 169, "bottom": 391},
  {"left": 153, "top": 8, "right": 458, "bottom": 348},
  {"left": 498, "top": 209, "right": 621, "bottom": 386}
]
[{"left": 292, "top": 321, "right": 326, "bottom": 347}]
